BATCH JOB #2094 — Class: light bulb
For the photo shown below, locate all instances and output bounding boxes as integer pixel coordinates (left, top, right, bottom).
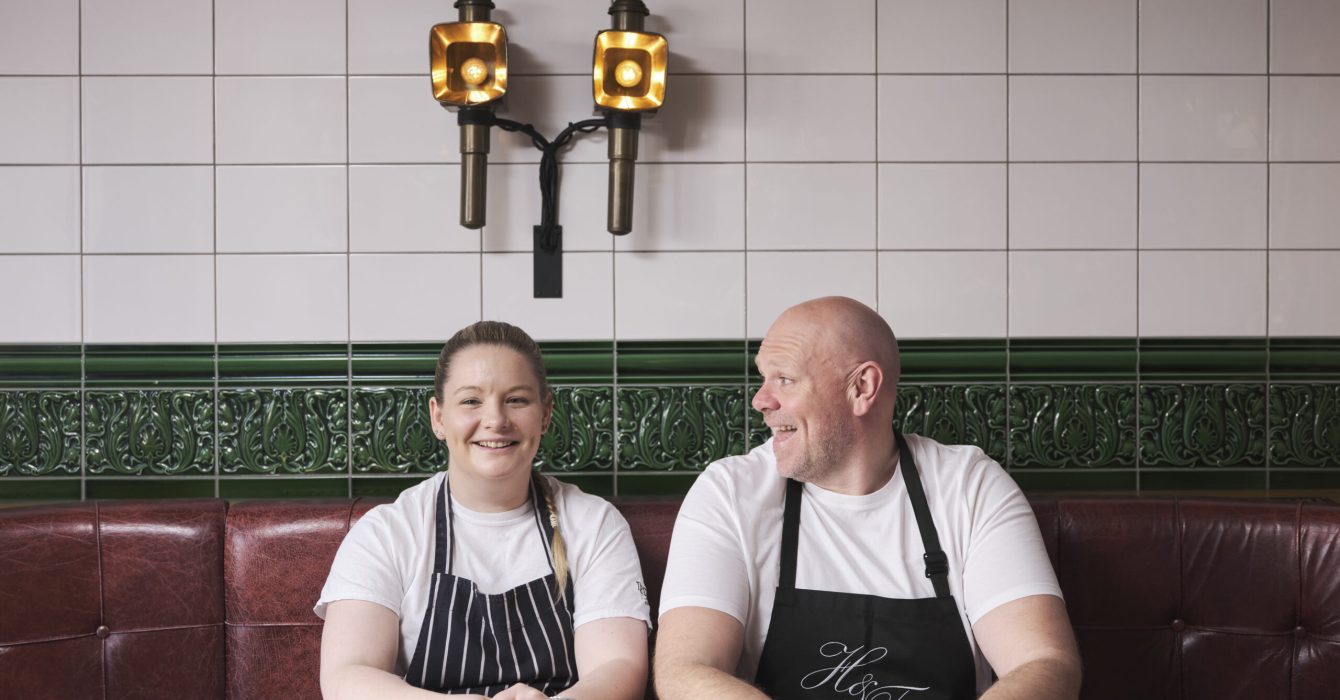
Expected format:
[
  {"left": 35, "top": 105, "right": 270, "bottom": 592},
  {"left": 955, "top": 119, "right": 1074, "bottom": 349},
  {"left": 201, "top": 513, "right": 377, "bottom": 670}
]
[
  {"left": 460, "top": 57, "right": 489, "bottom": 86},
  {"left": 613, "top": 59, "right": 643, "bottom": 88}
]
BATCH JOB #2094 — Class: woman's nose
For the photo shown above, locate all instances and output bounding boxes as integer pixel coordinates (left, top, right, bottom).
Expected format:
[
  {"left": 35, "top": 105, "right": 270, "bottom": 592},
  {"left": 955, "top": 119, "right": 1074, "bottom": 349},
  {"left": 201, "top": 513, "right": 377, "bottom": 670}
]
[{"left": 483, "top": 401, "right": 511, "bottom": 429}]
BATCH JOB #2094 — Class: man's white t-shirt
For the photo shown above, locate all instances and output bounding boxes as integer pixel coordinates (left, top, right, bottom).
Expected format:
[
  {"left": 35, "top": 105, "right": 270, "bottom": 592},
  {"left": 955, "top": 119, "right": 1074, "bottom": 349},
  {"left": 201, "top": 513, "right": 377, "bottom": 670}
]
[
  {"left": 658, "top": 434, "right": 1061, "bottom": 694},
  {"left": 316, "top": 473, "right": 651, "bottom": 675}
]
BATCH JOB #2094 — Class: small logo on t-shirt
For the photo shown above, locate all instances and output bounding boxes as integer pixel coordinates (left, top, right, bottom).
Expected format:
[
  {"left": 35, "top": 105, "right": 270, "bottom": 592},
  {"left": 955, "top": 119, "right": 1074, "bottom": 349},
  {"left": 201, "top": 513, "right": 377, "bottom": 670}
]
[{"left": 636, "top": 580, "right": 647, "bottom": 601}]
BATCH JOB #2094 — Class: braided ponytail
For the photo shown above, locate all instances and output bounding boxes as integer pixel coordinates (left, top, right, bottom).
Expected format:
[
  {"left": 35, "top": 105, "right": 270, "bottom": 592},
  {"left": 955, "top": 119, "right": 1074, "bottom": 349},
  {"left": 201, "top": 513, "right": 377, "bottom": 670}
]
[{"left": 538, "top": 475, "right": 570, "bottom": 598}]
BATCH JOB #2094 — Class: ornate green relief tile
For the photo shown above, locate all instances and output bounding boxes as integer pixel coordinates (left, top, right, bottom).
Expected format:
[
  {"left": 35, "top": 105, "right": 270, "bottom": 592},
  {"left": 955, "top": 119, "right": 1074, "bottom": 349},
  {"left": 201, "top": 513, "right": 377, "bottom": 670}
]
[
  {"left": 619, "top": 342, "right": 746, "bottom": 384},
  {"left": 1268, "top": 385, "right": 1340, "bottom": 468},
  {"left": 617, "top": 386, "right": 747, "bottom": 470},
  {"left": 899, "top": 340, "right": 1007, "bottom": 383},
  {"left": 218, "top": 389, "right": 348, "bottom": 474},
  {"left": 536, "top": 386, "right": 614, "bottom": 471},
  {"left": 84, "top": 345, "right": 215, "bottom": 388},
  {"left": 1138, "top": 384, "right": 1266, "bottom": 468},
  {"left": 1140, "top": 339, "right": 1267, "bottom": 381},
  {"left": 1008, "top": 385, "right": 1137, "bottom": 469},
  {"left": 0, "top": 345, "right": 81, "bottom": 388},
  {"left": 218, "top": 344, "right": 349, "bottom": 386},
  {"left": 0, "top": 391, "right": 80, "bottom": 476},
  {"left": 351, "top": 388, "right": 442, "bottom": 474},
  {"left": 894, "top": 385, "right": 1007, "bottom": 464},
  {"left": 1270, "top": 339, "right": 1340, "bottom": 380},
  {"left": 1010, "top": 339, "right": 1136, "bottom": 382},
  {"left": 746, "top": 385, "right": 769, "bottom": 449},
  {"left": 85, "top": 391, "right": 214, "bottom": 475}
]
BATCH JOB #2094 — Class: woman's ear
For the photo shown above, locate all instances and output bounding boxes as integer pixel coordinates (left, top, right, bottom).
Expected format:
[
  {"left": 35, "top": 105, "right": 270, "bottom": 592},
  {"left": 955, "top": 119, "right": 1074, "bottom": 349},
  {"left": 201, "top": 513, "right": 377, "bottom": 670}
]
[{"left": 428, "top": 395, "right": 445, "bottom": 439}]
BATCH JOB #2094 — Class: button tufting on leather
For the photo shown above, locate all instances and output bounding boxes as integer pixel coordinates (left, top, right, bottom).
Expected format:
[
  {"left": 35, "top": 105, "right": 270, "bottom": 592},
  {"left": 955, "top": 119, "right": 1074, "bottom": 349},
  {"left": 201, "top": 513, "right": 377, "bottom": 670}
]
[
  {"left": 95, "top": 625, "right": 110, "bottom": 639},
  {"left": 1171, "top": 619, "right": 1186, "bottom": 632},
  {"left": 1295, "top": 626, "right": 1307, "bottom": 639}
]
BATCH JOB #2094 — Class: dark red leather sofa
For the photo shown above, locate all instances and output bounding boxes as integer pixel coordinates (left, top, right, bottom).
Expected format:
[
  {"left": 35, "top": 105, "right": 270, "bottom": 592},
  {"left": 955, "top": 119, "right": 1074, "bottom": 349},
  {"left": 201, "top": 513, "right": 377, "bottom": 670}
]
[{"left": 2, "top": 497, "right": 1338, "bottom": 699}]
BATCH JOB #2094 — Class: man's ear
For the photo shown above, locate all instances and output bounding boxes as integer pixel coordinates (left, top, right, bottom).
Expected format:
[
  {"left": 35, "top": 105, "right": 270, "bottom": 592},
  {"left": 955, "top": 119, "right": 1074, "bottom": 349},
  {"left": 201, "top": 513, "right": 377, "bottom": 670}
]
[{"left": 848, "top": 361, "right": 883, "bottom": 417}]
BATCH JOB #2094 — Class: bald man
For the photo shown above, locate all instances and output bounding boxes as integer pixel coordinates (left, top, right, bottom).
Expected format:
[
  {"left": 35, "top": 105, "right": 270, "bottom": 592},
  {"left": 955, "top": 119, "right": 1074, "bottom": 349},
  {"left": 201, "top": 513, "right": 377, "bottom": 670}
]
[{"left": 655, "top": 297, "right": 1080, "bottom": 700}]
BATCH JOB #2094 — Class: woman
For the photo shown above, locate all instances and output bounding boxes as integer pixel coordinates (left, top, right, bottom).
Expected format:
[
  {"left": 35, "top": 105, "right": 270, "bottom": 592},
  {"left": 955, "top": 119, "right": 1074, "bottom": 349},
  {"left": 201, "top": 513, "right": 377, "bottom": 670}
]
[{"left": 317, "top": 321, "right": 649, "bottom": 699}]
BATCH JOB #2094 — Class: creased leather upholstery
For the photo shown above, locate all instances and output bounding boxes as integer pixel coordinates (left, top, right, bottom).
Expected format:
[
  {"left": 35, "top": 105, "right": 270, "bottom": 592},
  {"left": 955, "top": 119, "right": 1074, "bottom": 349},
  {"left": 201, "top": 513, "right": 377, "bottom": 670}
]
[{"left": 2, "top": 496, "right": 1338, "bottom": 700}]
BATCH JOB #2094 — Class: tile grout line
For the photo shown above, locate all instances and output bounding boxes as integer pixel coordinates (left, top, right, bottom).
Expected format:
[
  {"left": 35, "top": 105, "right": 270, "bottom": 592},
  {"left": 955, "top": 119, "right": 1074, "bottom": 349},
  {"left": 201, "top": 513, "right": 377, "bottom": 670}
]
[
  {"left": 741, "top": 0, "right": 751, "bottom": 456},
  {"left": 345, "top": 0, "right": 353, "bottom": 499},
  {"left": 78, "top": 0, "right": 86, "bottom": 500},
  {"left": 211, "top": 0, "right": 220, "bottom": 499},
  {"left": 1004, "top": 0, "right": 1012, "bottom": 472},
  {"left": 1264, "top": 0, "right": 1273, "bottom": 494},
  {"left": 1133, "top": 0, "right": 1142, "bottom": 495}
]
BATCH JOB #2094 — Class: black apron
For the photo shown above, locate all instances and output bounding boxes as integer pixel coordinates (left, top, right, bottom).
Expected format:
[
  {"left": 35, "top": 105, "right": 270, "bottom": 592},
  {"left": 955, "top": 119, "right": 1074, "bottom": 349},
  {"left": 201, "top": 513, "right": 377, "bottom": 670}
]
[
  {"left": 755, "top": 433, "right": 978, "bottom": 700},
  {"left": 404, "top": 474, "right": 578, "bottom": 695}
]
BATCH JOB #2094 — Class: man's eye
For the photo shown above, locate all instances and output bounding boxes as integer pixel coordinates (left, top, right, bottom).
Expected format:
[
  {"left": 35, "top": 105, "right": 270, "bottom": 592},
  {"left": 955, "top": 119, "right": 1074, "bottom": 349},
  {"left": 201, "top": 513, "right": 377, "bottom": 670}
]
[{"left": 778, "top": 377, "right": 793, "bottom": 386}]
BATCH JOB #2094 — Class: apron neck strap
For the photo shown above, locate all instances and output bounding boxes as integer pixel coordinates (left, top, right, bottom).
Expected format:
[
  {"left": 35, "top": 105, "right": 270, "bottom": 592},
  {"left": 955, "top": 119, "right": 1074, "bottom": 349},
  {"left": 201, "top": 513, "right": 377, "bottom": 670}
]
[
  {"left": 434, "top": 472, "right": 555, "bottom": 576},
  {"left": 778, "top": 479, "right": 803, "bottom": 590},
  {"left": 896, "top": 433, "right": 952, "bottom": 599}
]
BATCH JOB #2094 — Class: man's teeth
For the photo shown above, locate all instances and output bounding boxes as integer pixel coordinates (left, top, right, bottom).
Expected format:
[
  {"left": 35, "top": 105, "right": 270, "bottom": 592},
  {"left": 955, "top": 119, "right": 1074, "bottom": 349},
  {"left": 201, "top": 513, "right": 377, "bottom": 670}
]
[
  {"left": 476, "top": 440, "right": 515, "bottom": 448},
  {"left": 771, "top": 426, "right": 797, "bottom": 433}
]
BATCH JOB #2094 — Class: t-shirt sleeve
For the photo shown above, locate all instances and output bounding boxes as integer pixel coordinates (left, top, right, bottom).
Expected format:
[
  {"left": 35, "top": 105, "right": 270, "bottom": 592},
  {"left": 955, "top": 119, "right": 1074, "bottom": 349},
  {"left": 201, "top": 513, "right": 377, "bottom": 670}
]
[
  {"left": 657, "top": 467, "right": 753, "bottom": 625},
  {"left": 960, "top": 455, "right": 1063, "bottom": 625},
  {"left": 568, "top": 500, "right": 653, "bottom": 630},
  {"left": 314, "top": 507, "right": 407, "bottom": 620}
]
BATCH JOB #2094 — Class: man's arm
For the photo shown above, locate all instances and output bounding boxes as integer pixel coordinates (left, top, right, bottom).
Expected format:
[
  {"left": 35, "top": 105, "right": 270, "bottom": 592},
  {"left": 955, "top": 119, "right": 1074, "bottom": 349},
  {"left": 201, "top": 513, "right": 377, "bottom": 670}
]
[
  {"left": 973, "top": 594, "right": 1082, "bottom": 700},
  {"left": 654, "top": 606, "right": 769, "bottom": 700}
]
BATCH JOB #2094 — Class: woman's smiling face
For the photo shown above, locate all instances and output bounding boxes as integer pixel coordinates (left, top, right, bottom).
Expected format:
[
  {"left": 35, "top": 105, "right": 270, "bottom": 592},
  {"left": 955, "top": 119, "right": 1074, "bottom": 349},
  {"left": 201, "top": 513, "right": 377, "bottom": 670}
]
[{"left": 430, "top": 344, "right": 552, "bottom": 485}]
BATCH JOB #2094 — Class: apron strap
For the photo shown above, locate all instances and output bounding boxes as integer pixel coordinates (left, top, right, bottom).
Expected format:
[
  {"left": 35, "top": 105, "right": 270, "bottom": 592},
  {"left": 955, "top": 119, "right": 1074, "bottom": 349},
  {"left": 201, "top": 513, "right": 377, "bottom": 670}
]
[
  {"left": 434, "top": 477, "right": 454, "bottom": 575},
  {"left": 778, "top": 478, "right": 803, "bottom": 590},
  {"left": 896, "top": 433, "right": 952, "bottom": 599}
]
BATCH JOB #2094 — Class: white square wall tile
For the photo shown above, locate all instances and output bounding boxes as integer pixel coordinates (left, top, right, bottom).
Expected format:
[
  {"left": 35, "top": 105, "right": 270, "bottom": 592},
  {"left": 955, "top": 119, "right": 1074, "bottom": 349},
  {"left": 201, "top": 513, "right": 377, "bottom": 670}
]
[
  {"left": 1140, "top": 0, "right": 1266, "bottom": 73},
  {"left": 349, "top": 0, "right": 444, "bottom": 74},
  {"left": 645, "top": 0, "right": 745, "bottom": 74},
  {"left": 1271, "top": 0, "right": 1340, "bottom": 73},
  {"left": 350, "top": 165, "right": 478, "bottom": 252},
  {"left": 1139, "top": 251, "right": 1266, "bottom": 337},
  {"left": 217, "top": 254, "right": 348, "bottom": 342},
  {"left": 747, "top": 252, "right": 876, "bottom": 337},
  {"left": 1270, "top": 78, "right": 1340, "bottom": 162},
  {"left": 1140, "top": 77, "right": 1267, "bottom": 161},
  {"left": 0, "top": 0, "right": 77, "bottom": 74},
  {"left": 615, "top": 252, "right": 742, "bottom": 339},
  {"left": 1009, "top": 77, "right": 1136, "bottom": 161},
  {"left": 84, "top": 166, "right": 214, "bottom": 253},
  {"left": 486, "top": 164, "right": 613, "bottom": 253},
  {"left": 1141, "top": 165, "right": 1266, "bottom": 249},
  {"left": 81, "top": 0, "right": 213, "bottom": 74},
  {"left": 1009, "top": 0, "right": 1135, "bottom": 73},
  {"left": 1270, "top": 165, "right": 1340, "bottom": 249},
  {"left": 746, "top": 0, "right": 874, "bottom": 73},
  {"left": 82, "top": 78, "right": 213, "bottom": 164},
  {"left": 215, "top": 78, "right": 347, "bottom": 164},
  {"left": 351, "top": 254, "right": 481, "bottom": 342},
  {"left": 878, "top": 164, "right": 1005, "bottom": 250},
  {"left": 616, "top": 164, "right": 745, "bottom": 251},
  {"left": 1009, "top": 164, "right": 1136, "bottom": 249},
  {"left": 1009, "top": 252, "right": 1136, "bottom": 337},
  {"left": 640, "top": 75, "right": 744, "bottom": 163},
  {"left": 748, "top": 76, "right": 875, "bottom": 162},
  {"left": 1270, "top": 251, "right": 1340, "bottom": 335},
  {"left": 878, "top": 76, "right": 1006, "bottom": 161},
  {"left": 0, "top": 167, "right": 79, "bottom": 253},
  {"left": 215, "top": 0, "right": 345, "bottom": 74},
  {"left": 0, "top": 78, "right": 79, "bottom": 163},
  {"left": 0, "top": 255, "right": 80, "bottom": 342},
  {"left": 349, "top": 77, "right": 457, "bottom": 164},
  {"left": 483, "top": 253, "right": 614, "bottom": 341},
  {"left": 217, "top": 166, "right": 347, "bottom": 253},
  {"left": 747, "top": 164, "right": 875, "bottom": 250},
  {"left": 83, "top": 255, "right": 215, "bottom": 343},
  {"left": 878, "top": 0, "right": 1006, "bottom": 73},
  {"left": 878, "top": 252, "right": 1006, "bottom": 338}
]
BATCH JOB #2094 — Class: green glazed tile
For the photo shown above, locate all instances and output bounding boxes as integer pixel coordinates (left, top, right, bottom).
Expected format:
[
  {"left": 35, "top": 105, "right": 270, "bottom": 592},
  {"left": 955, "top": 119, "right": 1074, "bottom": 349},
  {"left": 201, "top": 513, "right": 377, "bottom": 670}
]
[
  {"left": 541, "top": 342, "right": 615, "bottom": 384},
  {"left": 616, "top": 473, "right": 700, "bottom": 496},
  {"left": 1008, "top": 470, "right": 1138, "bottom": 493},
  {"left": 1268, "top": 384, "right": 1340, "bottom": 468},
  {"left": 86, "top": 479, "right": 216, "bottom": 500},
  {"left": 1009, "top": 385, "right": 1137, "bottom": 469},
  {"left": 1010, "top": 339, "right": 1137, "bottom": 382},
  {"left": 218, "top": 344, "right": 349, "bottom": 386},
  {"left": 1270, "top": 470, "right": 1340, "bottom": 490},
  {"left": 218, "top": 477, "right": 350, "bottom": 499},
  {"left": 895, "top": 384, "right": 1007, "bottom": 464},
  {"left": 0, "top": 345, "right": 82, "bottom": 388},
  {"left": 351, "top": 388, "right": 443, "bottom": 474},
  {"left": 84, "top": 345, "right": 215, "bottom": 388},
  {"left": 1270, "top": 339, "right": 1340, "bottom": 380},
  {"left": 618, "top": 341, "right": 747, "bottom": 384},
  {"left": 1139, "top": 339, "right": 1267, "bottom": 381},
  {"left": 218, "top": 389, "right": 349, "bottom": 474},
  {"left": 537, "top": 386, "right": 614, "bottom": 471},
  {"left": 351, "top": 343, "right": 440, "bottom": 386},
  {"left": 0, "top": 391, "right": 81, "bottom": 476},
  {"left": 0, "top": 479, "right": 83, "bottom": 502},
  {"left": 351, "top": 476, "right": 430, "bottom": 499},
  {"left": 618, "top": 386, "right": 747, "bottom": 470},
  {"left": 1138, "top": 384, "right": 1266, "bottom": 468},
  {"left": 1139, "top": 469, "right": 1267, "bottom": 492},
  {"left": 898, "top": 340, "right": 1007, "bottom": 383},
  {"left": 85, "top": 390, "right": 214, "bottom": 476},
  {"left": 746, "top": 385, "right": 768, "bottom": 449}
]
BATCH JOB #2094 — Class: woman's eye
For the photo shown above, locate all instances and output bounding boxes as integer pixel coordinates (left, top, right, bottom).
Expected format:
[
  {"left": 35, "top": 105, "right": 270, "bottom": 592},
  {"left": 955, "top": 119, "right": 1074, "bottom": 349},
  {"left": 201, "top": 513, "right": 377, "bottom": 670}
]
[
  {"left": 460, "top": 398, "right": 481, "bottom": 406},
  {"left": 506, "top": 397, "right": 529, "bottom": 405}
]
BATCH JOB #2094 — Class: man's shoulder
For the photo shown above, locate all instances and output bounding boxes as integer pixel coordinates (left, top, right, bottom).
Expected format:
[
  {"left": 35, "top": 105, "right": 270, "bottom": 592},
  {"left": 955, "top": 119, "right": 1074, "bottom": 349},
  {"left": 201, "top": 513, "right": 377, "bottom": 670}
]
[
  {"left": 699, "top": 439, "right": 780, "bottom": 486},
  {"left": 904, "top": 433, "right": 1011, "bottom": 489}
]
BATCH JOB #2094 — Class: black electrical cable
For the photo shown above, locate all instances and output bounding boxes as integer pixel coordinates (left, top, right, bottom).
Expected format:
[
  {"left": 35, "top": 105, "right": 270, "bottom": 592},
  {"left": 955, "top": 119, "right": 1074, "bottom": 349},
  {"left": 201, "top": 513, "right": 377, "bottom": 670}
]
[{"left": 489, "top": 116, "right": 609, "bottom": 252}]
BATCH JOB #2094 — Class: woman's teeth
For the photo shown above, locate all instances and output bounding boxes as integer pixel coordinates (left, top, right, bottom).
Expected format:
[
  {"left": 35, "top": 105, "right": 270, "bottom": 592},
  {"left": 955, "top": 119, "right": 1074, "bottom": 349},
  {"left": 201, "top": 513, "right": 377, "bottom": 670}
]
[{"left": 475, "top": 440, "right": 516, "bottom": 448}]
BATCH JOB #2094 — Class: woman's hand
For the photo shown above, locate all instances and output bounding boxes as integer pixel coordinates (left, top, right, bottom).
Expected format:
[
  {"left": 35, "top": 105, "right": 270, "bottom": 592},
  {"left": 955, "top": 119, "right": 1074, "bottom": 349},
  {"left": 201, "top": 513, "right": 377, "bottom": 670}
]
[{"left": 489, "top": 683, "right": 550, "bottom": 699}]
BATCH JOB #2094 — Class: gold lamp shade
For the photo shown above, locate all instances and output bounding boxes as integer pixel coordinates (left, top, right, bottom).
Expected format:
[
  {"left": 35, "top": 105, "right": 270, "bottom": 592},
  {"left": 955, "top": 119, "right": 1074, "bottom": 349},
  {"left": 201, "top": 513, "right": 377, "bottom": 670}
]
[
  {"left": 592, "top": 30, "right": 667, "bottom": 112},
  {"left": 431, "top": 22, "right": 509, "bottom": 107}
]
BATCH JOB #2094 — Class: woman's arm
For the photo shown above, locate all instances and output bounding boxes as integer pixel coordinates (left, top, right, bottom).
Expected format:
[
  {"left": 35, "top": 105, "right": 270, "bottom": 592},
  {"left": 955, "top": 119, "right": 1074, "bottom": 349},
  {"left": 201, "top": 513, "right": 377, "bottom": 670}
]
[
  {"left": 320, "top": 599, "right": 488, "bottom": 700},
  {"left": 555, "top": 616, "right": 648, "bottom": 700}
]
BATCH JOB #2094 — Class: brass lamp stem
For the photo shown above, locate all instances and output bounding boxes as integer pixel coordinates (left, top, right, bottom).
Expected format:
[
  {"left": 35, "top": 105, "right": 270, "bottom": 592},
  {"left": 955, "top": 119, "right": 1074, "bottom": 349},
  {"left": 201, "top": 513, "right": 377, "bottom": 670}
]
[
  {"left": 460, "top": 119, "right": 490, "bottom": 229},
  {"left": 607, "top": 113, "right": 641, "bottom": 235}
]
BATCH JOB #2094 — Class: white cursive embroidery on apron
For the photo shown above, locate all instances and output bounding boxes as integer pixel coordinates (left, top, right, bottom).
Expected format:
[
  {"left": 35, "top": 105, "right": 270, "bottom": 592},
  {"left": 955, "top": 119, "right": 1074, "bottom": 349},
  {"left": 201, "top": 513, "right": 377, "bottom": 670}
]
[{"left": 799, "top": 642, "right": 931, "bottom": 700}]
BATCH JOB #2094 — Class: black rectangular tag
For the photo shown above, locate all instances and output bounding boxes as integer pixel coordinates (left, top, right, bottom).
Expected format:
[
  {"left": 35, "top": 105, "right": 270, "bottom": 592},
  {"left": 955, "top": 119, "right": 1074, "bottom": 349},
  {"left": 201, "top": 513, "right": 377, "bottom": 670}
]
[{"left": 533, "top": 225, "right": 563, "bottom": 298}]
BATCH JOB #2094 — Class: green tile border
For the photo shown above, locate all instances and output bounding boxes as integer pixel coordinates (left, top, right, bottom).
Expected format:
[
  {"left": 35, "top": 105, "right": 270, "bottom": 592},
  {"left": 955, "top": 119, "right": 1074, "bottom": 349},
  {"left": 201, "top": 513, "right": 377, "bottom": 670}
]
[
  {"left": 1139, "top": 338, "right": 1268, "bottom": 381},
  {"left": 84, "top": 345, "right": 215, "bottom": 388},
  {"left": 1270, "top": 339, "right": 1340, "bottom": 380},
  {"left": 619, "top": 341, "right": 745, "bottom": 384},
  {"left": 1011, "top": 339, "right": 1136, "bottom": 382},
  {"left": 0, "top": 345, "right": 82, "bottom": 388},
  {"left": 218, "top": 344, "right": 350, "bottom": 386},
  {"left": 85, "top": 479, "right": 217, "bottom": 500}
]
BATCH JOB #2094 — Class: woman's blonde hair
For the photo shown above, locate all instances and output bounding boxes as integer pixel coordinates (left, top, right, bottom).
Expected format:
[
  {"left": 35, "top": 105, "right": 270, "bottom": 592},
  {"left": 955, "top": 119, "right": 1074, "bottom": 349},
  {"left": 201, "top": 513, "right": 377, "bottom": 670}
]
[{"left": 434, "top": 321, "right": 568, "bottom": 596}]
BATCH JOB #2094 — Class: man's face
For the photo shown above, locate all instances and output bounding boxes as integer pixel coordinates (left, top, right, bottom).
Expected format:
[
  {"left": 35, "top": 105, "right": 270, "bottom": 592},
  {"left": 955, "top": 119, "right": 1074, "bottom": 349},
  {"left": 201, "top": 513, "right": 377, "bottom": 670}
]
[{"left": 751, "top": 314, "right": 854, "bottom": 482}]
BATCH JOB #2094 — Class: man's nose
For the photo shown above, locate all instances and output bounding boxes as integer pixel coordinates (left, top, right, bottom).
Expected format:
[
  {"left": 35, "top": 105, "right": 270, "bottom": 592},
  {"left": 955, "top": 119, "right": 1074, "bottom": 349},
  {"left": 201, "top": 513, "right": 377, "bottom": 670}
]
[{"left": 751, "top": 384, "right": 776, "bottom": 412}]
